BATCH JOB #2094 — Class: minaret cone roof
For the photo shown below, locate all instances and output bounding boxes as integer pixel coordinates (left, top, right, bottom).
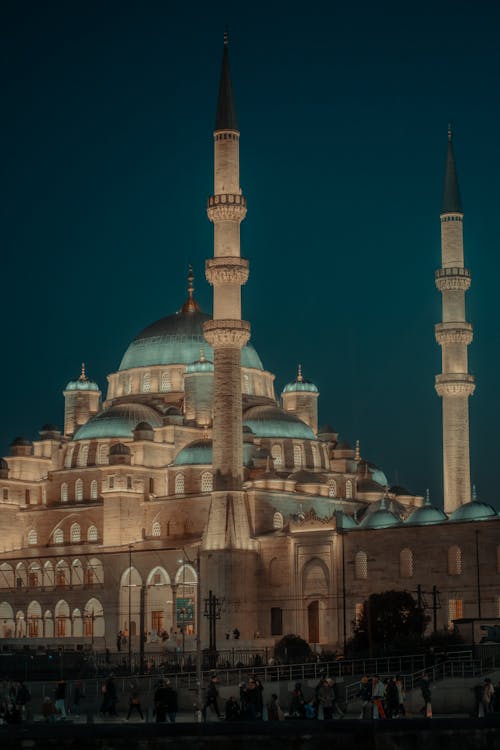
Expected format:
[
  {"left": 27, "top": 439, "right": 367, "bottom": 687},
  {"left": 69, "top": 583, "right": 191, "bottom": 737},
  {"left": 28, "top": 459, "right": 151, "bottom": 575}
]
[
  {"left": 441, "top": 125, "right": 463, "bottom": 214},
  {"left": 215, "top": 32, "right": 238, "bottom": 131}
]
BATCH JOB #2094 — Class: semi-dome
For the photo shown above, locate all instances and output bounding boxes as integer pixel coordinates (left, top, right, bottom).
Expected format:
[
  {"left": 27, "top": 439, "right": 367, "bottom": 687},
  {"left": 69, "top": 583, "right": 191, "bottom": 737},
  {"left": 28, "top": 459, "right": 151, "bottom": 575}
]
[
  {"left": 406, "top": 491, "right": 448, "bottom": 526},
  {"left": 109, "top": 443, "right": 131, "bottom": 456},
  {"left": 359, "top": 497, "right": 401, "bottom": 529},
  {"left": 243, "top": 405, "right": 315, "bottom": 440},
  {"left": 119, "top": 309, "right": 262, "bottom": 372},
  {"left": 65, "top": 364, "right": 99, "bottom": 392},
  {"left": 282, "top": 365, "right": 319, "bottom": 394},
  {"left": 173, "top": 439, "right": 254, "bottom": 467},
  {"left": 74, "top": 403, "right": 163, "bottom": 440},
  {"left": 449, "top": 489, "right": 497, "bottom": 522}
]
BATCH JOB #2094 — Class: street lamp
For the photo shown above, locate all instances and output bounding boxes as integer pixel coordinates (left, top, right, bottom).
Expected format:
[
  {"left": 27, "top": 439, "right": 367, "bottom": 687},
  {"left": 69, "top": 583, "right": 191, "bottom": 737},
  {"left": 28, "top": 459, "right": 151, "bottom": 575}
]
[
  {"left": 128, "top": 544, "right": 132, "bottom": 673},
  {"left": 177, "top": 559, "right": 186, "bottom": 663}
]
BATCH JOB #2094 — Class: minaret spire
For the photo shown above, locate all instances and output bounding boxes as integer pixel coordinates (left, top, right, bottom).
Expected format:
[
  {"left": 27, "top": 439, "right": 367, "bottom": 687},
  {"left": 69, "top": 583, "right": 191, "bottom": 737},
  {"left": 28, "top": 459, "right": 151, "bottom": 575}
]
[
  {"left": 215, "top": 31, "right": 238, "bottom": 132},
  {"left": 435, "top": 126, "right": 474, "bottom": 513}
]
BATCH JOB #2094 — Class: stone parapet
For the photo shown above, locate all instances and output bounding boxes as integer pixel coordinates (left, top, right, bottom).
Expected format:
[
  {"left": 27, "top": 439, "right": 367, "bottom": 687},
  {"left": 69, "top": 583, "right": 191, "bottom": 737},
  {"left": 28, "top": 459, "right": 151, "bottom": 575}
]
[
  {"left": 435, "top": 267, "right": 471, "bottom": 292},
  {"left": 206, "top": 257, "right": 249, "bottom": 286},
  {"left": 435, "top": 373, "right": 475, "bottom": 397},
  {"left": 435, "top": 322, "right": 473, "bottom": 345},
  {"left": 207, "top": 193, "right": 247, "bottom": 223},
  {"left": 204, "top": 319, "right": 250, "bottom": 349}
]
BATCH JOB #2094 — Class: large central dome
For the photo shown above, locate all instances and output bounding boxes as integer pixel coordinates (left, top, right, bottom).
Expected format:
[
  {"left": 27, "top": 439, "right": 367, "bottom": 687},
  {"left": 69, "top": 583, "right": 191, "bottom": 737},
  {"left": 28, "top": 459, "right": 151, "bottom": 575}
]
[{"left": 119, "top": 309, "right": 263, "bottom": 371}]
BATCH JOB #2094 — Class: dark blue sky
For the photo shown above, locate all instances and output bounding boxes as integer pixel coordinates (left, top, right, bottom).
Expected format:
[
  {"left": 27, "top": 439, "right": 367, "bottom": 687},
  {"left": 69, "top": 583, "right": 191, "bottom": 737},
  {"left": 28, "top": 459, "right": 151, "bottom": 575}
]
[{"left": 1, "top": 0, "right": 499, "bottom": 507}]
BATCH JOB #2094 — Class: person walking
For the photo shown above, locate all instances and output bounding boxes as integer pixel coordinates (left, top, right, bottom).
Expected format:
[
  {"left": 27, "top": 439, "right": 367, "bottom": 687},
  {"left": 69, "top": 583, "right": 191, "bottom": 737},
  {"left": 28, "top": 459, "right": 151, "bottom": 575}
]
[
  {"left": 395, "top": 675, "right": 406, "bottom": 717},
  {"left": 317, "top": 678, "right": 334, "bottom": 720},
  {"left": 267, "top": 693, "right": 284, "bottom": 721},
  {"left": 203, "top": 675, "right": 221, "bottom": 720},
  {"left": 481, "top": 678, "right": 495, "bottom": 716},
  {"left": 127, "top": 681, "right": 144, "bottom": 721},
  {"left": 163, "top": 680, "right": 178, "bottom": 723},
  {"left": 71, "top": 681, "right": 84, "bottom": 717},
  {"left": 420, "top": 673, "right": 432, "bottom": 718},
  {"left": 371, "top": 675, "right": 386, "bottom": 719},
  {"left": 54, "top": 680, "right": 67, "bottom": 719},
  {"left": 290, "top": 682, "right": 306, "bottom": 719}
]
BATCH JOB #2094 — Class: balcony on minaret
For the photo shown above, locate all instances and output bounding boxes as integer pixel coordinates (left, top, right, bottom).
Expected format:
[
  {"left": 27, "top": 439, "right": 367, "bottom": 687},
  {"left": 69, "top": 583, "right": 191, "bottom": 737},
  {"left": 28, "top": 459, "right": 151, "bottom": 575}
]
[
  {"left": 435, "top": 373, "right": 475, "bottom": 398},
  {"left": 435, "top": 267, "right": 471, "bottom": 292},
  {"left": 435, "top": 322, "right": 473, "bottom": 346}
]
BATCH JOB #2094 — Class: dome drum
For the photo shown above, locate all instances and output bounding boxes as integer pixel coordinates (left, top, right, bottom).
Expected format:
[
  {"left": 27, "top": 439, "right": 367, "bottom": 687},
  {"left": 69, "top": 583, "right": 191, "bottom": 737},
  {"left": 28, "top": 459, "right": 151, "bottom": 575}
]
[{"left": 10, "top": 438, "right": 33, "bottom": 458}]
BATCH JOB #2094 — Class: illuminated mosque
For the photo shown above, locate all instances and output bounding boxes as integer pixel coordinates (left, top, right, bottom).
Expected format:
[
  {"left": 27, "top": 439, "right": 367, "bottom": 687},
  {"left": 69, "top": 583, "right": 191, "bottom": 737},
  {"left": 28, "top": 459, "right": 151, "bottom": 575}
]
[{"left": 0, "top": 36, "right": 498, "bottom": 652}]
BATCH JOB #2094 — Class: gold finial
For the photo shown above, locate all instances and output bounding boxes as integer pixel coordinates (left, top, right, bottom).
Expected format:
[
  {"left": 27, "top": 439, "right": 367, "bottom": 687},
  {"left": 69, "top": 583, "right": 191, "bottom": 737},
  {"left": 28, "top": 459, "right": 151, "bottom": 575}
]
[
  {"left": 355, "top": 439, "right": 360, "bottom": 461},
  {"left": 180, "top": 264, "right": 201, "bottom": 313},
  {"left": 224, "top": 28, "right": 229, "bottom": 46},
  {"left": 79, "top": 362, "right": 87, "bottom": 382},
  {"left": 297, "top": 364, "right": 303, "bottom": 383},
  {"left": 472, "top": 484, "right": 477, "bottom": 502},
  {"left": 448, "top": 122, "right": 452, "bottom": 142},
  {"left": 188, "top": 264, "right": 194, "bottom": 298},
  {"left": 425, "top": 488, "right": 430, "bottom": 505}
]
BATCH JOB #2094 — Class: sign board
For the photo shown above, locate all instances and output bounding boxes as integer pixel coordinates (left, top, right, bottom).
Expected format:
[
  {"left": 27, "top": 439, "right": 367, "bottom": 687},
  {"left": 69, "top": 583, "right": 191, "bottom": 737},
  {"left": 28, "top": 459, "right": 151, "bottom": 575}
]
[{"left": 176, "top": 597, "right": 194, "bottom": 626}]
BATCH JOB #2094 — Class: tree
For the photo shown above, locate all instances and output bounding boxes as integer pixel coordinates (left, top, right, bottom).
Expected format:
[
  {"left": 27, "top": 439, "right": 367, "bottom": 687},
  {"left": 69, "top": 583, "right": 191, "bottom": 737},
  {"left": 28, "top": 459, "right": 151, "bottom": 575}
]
[
  {"left": 347, "top": 590, "right": 430, "bottom": 656},
  {"left": 274, "top": 634, "right": 312, "bottom": 664}
]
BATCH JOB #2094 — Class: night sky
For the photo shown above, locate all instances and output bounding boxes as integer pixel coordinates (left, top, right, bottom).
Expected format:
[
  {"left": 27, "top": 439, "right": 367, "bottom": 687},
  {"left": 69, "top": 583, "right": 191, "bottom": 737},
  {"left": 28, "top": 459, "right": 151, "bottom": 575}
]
[{"left": 1, "top": 1, "right": 499, "bottom": 508}]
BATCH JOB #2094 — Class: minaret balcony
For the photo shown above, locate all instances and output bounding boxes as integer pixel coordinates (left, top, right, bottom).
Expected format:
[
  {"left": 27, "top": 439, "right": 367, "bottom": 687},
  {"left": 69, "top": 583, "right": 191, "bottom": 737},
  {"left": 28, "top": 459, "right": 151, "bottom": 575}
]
[
  {"left": 204, "top": 319, "right": 251, "bottom": 349},
  {"left": 435, "top": 267, "right": 471, "bottom": 292},
  {"left": 435, "top": 322, "right": 473, "bottom": 346},
  {"left": 207, "top": 194, "right": 247, "bottom": 223},
  {"left": 435, "top": 373, "right": 475, "bottom": 397},
  {"left": 206, "top": 257, "right": 249, "bottom": 286}
]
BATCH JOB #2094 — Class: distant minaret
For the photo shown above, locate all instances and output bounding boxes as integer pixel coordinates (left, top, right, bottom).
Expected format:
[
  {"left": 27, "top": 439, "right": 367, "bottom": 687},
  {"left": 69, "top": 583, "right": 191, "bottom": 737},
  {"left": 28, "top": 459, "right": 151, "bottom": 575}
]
[
  {"left": 435, "top": 127, "right": 475, "bottom": 514},
  {"left": 203, "top": 33, "right": 255, "bottom": 548}
]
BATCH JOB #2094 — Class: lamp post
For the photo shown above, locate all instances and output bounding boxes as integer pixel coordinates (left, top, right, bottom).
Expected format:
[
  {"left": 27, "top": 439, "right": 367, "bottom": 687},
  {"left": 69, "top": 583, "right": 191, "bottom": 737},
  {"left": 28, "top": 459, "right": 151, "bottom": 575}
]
[
  {"left": 181, "top": 547, "right": 202, "bottom": 721},
  {"left": 177, "top": 559, "right": 186, "bottom": 663},
  {"left": 128, "top": 544, "right": 132, "bottom": 673}
]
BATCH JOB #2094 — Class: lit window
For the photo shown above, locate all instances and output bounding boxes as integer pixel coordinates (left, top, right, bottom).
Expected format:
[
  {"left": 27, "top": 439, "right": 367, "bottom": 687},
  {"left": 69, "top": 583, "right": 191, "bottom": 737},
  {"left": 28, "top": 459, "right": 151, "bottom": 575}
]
[
  {"left": 345, "top": 480, "right": 353, "bottom": 499},
  {"left": 311, "top": 444, "right": 320, "bottom": 468},
  {"left": 400, "top": 548, "right": 414, "bottom": 579},
  {"left": 28, "top": 529, "right": 38, "bottom": 545},
  {"left": 71, "top": 523, "right": 81, "bottom": 543},
  {"left": 293, "top": 444, "right": 302, "bottom": 467},
  {"left": 126, "top": 376, "right": 132, "bottom": 394},
  {"left": 243, "top": 373, "right": 251, "bottom": 395},
  {"left": 90, "top": 480, "right": 98, "bottom": 499},
  {"left": 64, "top": 446, "right": 74, "bottom": 469},
  {"left": 87, "top": 526, "right": 98, "bottom": 542},
  {"left": 201, "top": 471, "right": 213, "bottom": 492},
  {"left": 328, "top": 479, "right": 337, "bottom": 498},
  {"left": 75, "top": 479, "right": 83, "bottom": 502},
  {"left": 273, "top": 512, "right": 284, "bottom": 530},
  {"left": 175, "top": 474, "right": 185, "bottom": 495},
  {"left": 152, "top": 522, "right": 161, "bottom": 537},
  {"left": 355, "top": 551, "right": 368, "bottom": 580},
  {"left": 61, "top": 483, "right": 68, "bottom": 503},
  {"left": 142, "top": 372, "right": 151, "bottom": 393},
  {"left": 448, "top": 545, "right": 462, "bottom": 576},
  {"left": 98, "top": 444, "right": 108, "bottom": 464},
  {"left": 54, "top": 528, "right": 64, "bottom": 545},
  {"left": 355, "top": 602, "right": 364, "bottom": 624},
  {"left": 160, "top": 371, "right": 171, "bottom": 392},
  {"left": 77, "top": 444, "right": 89, "bottom": 467},
  {"left": 448, "top": 598, "right": 463, "bottom": 629},
  {"left": 271, "top": 445, "right": 282, "bottom": 466}
]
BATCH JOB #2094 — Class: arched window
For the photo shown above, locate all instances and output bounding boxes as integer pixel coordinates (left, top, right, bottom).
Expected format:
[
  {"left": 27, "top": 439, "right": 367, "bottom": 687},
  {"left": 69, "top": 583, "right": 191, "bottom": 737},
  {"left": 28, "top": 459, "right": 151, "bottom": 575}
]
[
  {"left": 142, "top": 371, "right": 151, "bottom": 393},
  {"left": 77, "top": 444, "right": 89, "bottom": 467},
  {"left": 126, "top": 376, "right": 132, "bottom": 394},
  {"left": 60, "top": 483, "right": 68, "bottom": 503},
  {"left": 87, "top": 525, "right": 98, "bottom": 542},
  {"left": 271, "top": 444, "right": 282, "bottom": 466},
  {"left": 201, "top": 471, "right": 213, "bottom": 492},
  {"left": 273, "top": 512, "right": 284, "bottom": 530},
  {"left": 175, "top": 474, "right": 185, "bottom": 495},
  {"left": 28, "top": 529, "right": 38, "bottom": 545},
  {"left": 98, "top": 444, "right": 108, "bottom": 464},
  {"left": 152, "top": 522, "right": 161, "bottom": 538},
  {"left": 355, "top": 551, "right": 368, "bottom": 580},
  {"left": 90, "top": 480, "right": 98, "bottom": 499},
  {"left": 400, "top": 548, "right": 414, "bottom": 578},
  {"left": 243, "top": 373, "right": 251, "bottom": 395},
  {"left": 42, "top": 487, "right": 47, "bottom": 504},
  {"left": 160, "top": 371, "right": 171, "bottom": 392},
  {"left": 448, "top": 545, "right": 462, "bottom": 576},
  {"left": 293, "top": 444, "right": 302, "bottom": 467},
  {"left": 54, "top": 528, "right": 64, "bottom": 545},
  {"left": 311, "top": 444, "right": 320, "bottom": 468},
  {"left": 448, "top": 598, "right": 463, "bottom": 629},
  {"left": 328, "top": 479, "right": 337, "bottom": 498},
  {"left": 75, "top": 479, "right": 83, "bottom": 502},
  {"left": 64, "top": 446, "right": 74, "bottom": 469},
  {"left": 345, "top": 479, "right": 353, "bottom": 499},
  {"left": 71, "top": 523, "right": 81, "bottom": 543}
]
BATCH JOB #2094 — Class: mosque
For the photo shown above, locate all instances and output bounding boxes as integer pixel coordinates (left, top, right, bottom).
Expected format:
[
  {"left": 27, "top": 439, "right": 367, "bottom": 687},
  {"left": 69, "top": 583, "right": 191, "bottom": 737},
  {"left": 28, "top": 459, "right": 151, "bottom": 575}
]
[{"left": 0, "top": 36, "right": 498, "bottom": 653}]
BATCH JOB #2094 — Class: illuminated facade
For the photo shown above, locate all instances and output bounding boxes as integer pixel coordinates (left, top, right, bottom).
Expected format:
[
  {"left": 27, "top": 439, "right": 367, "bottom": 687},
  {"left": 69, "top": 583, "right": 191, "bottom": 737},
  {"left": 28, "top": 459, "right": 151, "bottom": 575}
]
[{"left": 0, "top": 38, "right": 498, "bottom": 652}]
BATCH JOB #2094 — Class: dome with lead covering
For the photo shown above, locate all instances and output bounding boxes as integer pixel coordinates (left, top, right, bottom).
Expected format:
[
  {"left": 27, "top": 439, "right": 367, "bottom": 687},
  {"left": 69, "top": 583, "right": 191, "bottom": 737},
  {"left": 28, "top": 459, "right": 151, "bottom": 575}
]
[
  {"left": 243, "top": 405, "right": 315, "bottom": 440},
  {"left": 449, "top": 488, "right": 497, "bottom": 522},
  {"left": 406, "top": 491, "right": 448, "bottom": 526},
  {"left": 73, "top": 403, "right": 163, "bottom": 440},
  {"left": 359, "top": 497, "right": 401, "bottom": 529},
  {"left": 173, "top": 439, "right": 255, "bottom": 466}
]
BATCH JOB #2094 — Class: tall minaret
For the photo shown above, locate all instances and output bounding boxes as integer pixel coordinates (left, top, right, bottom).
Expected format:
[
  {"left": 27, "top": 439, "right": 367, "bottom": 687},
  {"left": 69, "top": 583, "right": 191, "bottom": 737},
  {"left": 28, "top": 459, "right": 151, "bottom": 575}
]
[
  {"left": 435, "top": 127, "right": 475, "bottom": 514},
  {"left": 202, "top": 35, "right": 257, "bottom": 636}
]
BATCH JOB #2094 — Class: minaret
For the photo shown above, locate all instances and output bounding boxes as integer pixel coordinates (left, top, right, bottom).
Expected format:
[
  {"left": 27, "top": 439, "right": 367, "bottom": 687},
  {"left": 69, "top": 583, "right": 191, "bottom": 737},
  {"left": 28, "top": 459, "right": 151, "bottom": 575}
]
[
  {"left": 435, "top": 127, "right": 475, "bottom": 514},
  {"left": 202, "top": 35, "right": 257, "bottom": 636}
]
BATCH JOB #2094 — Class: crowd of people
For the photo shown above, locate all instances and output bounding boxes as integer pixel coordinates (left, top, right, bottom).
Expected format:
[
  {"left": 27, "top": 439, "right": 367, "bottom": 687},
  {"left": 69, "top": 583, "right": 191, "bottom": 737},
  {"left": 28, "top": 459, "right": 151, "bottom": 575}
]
[{"left": 357, "top": 674, "right": 409, "bottom": 719}]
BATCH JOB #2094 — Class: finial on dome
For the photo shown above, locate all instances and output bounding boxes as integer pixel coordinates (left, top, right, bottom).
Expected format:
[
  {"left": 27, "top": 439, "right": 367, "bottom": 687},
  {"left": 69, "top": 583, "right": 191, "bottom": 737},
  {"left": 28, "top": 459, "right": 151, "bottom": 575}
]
[
  {"left": 425, "top": 488, "right": 431, "bottom": 505},
  {"left": 297, "top": 364, "right": 303, "bottom": 383},
  {"left": 355, "top": 439, "right": 360, "bottom": 461},
  {"left": 472, "top": 484, "right": 477, "bottom": 502},
  {"left": 224, "top": 27, "right": 229, "bottom": 46},
  {"left": 448, "top": 122, "right": 452, "bottom": 142},
  {"left": 180, "top": 264, "right": 201, "bottom": 313},
  {"left": 79, "top": 362, "right": 87, "bottom": 382}
]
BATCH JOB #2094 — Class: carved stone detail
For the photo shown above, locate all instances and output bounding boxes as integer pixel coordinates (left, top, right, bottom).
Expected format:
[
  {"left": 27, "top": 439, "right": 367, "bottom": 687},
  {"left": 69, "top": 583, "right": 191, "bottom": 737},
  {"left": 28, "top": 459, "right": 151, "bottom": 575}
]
[
  {"left": 206, "top": 257, "right": 249, "bottom": 286},
  {"left": 435, "top": 374, "right": 475, "bottom": 397},
  {"left": 204, "top": 319, "right": 251, "bottom": 348},
  {"left": 207, "top": 193, "right": 247, "bottom": 223},
  {"left": 435, "top": 267, "right": 471, "bottom": 292},
  {"left": 435, "top": 323, "right": 473, "bottom": 345}
]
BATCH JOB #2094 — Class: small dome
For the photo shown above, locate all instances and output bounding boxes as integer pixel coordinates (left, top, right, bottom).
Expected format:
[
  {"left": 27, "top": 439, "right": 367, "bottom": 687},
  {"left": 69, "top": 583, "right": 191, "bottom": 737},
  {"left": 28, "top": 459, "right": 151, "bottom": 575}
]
[
  {"left": 450, "top": 491, "right": 497, "bottom": 522},
  {"left": 134, "top": 421, "right": 153, "bottom": 432},
  {"left": 243, "top": 405, "right": 315, "bottom": 440},
  {"left": 173, "top": 440, "right": 254, "bottom": 467},
  {"left": 109, "top": 443, "right": 131, "bottom": 456},
  {"left": 10, "top": 437, "right": 32, "bottom": 447},
  {"left": 406, "top": 492, "right": 448, "bottom": 526},
  {"left": 41, "top": 423, "right": 59, "bottom": 433},
  {"left": 186, "top": 350, "right": 214, "bottom": 374},
  {"left": 65, "top": 364, "right": 99, "bottom": 392},
  {"left": 282, "top": 365, "right": 318, "bottom": 394},
  {"left": 359, "top": 497, "right": 401, "bottom": 529},
  {"left": 74, "top": 403, "right": 163, "bottom": 440}
]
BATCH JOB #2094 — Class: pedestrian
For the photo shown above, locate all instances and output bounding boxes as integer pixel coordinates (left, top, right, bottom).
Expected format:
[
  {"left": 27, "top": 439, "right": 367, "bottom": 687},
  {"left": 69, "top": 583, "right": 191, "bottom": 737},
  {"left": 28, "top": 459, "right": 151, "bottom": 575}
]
[
  {"left": 54, "top": 680, "right": 67, "bottom": 719},
  {"left": 358, "top": 675, "right": 372, "bottom": 720},
  {"left": 224, "top": 696, "right": 240, "bottom": 720},
  {"left": 71, "top": 681, "right": 84, "bottom": 717},
  {"left": 331, "top": 678, "right": 345, "bottom": 718},
  {"left": 203, "top": 675, "right": 221, "bottom": 720},
  {"left": 245, "top": 677, "right": 260, "bottom": 720},
  {"left": 163, "top": 680, "right": 178, "bottom": 723},
  {"left": 233, "top": 627, "right": 240, "bottom": 640},
  {"left": 154, "top": 679, "right": 168, "bottom": 722},
  {"left": 41, "top": 696, "right": 56, "bottom": 722},
  {"left": 267, "top": 693, "right": 284, "bottom": 721},
  {"left": 16, "top": 681, "right": 31, "bottom": 721},
  {"left": 481, "top": 678, "right": 495, "bottom": 716},
  {"left": 127, "top": 681, "right": 144, "bottom": 720},
  {"left": 385, "top": 677, "right": 399, "bottom": 719},
  {"left": 371, "top": 675, "right": 386, "bottom": 719},
  {"left": 317, "top": 678, "right": 334, "bottom": 720},
  {"left": 290, "top": 682, "right": 306, "bottom": 719},
  {"left": 116, "top": 631, "right": 122, "bottom": 652},
  {"left": 420, "top": 673, "right": 432, "bottom": 718},
  {"left": 395, "top": 675, "right": 406, "bottom": 717},
  {"left": 101, "top": 675, "right": 117, "bottom": 716}
]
